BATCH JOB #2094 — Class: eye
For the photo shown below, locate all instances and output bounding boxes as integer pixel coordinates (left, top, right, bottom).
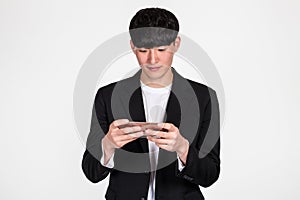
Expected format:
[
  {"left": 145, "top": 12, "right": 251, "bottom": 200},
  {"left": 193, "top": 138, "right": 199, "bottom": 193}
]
[
  {"left": 138, "top": 49, "right": 148, "bottom": 53},
  {"left": 158, "top": 48, "right": 167, "bottom": 52}
]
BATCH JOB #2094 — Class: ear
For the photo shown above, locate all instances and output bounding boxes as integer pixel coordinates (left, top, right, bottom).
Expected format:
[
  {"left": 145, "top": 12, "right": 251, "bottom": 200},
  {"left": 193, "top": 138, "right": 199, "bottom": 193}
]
[
  {"left": 173, "top": 36, "right": 181, "bottom": 52},
  {"left": 130, "top": 40, "right": 136, "bottom": 54}
]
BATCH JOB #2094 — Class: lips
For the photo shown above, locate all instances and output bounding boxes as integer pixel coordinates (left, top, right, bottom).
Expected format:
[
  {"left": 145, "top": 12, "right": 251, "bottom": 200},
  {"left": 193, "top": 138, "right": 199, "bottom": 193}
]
[{"left": 147, "top": 66, "right": 161, "bottom": 71}]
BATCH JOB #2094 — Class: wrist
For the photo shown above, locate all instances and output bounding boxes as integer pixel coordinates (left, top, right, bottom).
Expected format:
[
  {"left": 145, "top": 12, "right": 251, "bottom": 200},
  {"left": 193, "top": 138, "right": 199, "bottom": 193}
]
[
  {"left": 101, "top": 137, "right": 115, "bottom": 165},
  {"left": 177, "top": 139, "right": 189, "bottom": 159},
  {"left": 102, "top": 136, "right": 115, "bottom": 154}
]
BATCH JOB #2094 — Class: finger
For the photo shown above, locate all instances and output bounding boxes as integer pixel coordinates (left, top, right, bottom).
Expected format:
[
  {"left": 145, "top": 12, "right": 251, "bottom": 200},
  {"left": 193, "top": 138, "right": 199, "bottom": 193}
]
[
  {"left": 147, "top": 136, "right": 170, "bottom": 145},
  {"left": 145, "top": 129, "right": 172, "bottom": 139},
  {"left": 112, "top": 119, "right": 130, "bottom": 128},
  {"left": 127, "top": 131, "right": 144, "bottom": 138},
  {"left": 144, "top": 129, "right": 160, "bottom": 137},
  {"left": 116, "top": 131, "right": 144, "bottom": 141},
  {"left": 159, "top": 123, "right": 174, "bottom": 131},
  {"left": 156, "top": 144, "right": 169, "bottom": 150},
  {"left": 121, "top": 126, "right": 142, "bottom": 134}
]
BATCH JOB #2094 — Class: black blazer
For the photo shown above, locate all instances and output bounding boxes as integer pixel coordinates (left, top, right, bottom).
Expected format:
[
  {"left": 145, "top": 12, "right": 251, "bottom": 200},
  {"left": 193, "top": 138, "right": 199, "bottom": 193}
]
[{"left": 82, "top": 68, "right": 220, "bottom": 200}]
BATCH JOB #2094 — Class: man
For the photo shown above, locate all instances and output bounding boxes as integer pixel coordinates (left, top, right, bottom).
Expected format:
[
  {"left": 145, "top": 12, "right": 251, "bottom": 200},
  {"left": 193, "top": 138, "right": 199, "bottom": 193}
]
[{"left": 82, "top": 7, "right": 220, "bottom": 200}]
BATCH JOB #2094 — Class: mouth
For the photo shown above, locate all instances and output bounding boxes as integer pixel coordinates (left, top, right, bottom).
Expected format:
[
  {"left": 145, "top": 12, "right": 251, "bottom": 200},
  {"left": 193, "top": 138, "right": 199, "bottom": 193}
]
[{"left": 147, "top": 66, "right": 161, "bottom": 72}]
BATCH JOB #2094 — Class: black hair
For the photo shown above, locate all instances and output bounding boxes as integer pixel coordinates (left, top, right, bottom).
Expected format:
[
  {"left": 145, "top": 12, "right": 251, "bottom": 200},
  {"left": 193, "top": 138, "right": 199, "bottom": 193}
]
[{"left": 129, "top": 8, "right": 179, "bottom": 48}]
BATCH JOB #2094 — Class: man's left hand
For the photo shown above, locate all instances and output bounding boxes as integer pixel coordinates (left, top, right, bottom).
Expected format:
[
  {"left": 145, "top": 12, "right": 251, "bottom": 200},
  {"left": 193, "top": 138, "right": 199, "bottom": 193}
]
[{"left": 145, "top": 123, "right": 189, "bottom": 165}]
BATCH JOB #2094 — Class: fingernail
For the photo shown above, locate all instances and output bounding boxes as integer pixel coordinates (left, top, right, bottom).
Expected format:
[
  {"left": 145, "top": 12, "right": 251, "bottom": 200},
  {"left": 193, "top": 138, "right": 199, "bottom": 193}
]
[
  {"left": 130, "top": 132, "right": 143, "bottom": 138},
  {"left": 157, "top": 123, "right": 164, "bottom": 128}
]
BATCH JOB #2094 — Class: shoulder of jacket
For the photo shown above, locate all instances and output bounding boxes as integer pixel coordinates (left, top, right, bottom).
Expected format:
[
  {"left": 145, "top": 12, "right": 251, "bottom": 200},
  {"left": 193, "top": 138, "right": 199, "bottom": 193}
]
[{"left": 187, "top": 79, "right": 216, "bottom": 94}]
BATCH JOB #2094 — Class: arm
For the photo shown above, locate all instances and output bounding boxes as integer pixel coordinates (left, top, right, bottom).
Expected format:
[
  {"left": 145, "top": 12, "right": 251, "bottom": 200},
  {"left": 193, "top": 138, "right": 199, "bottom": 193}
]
[
  {"left": 176, "top": 89, "right": 220, "bottom": 187},
  {"left": 81, "top": 89, "right": 112, "bottom": 183},
  {"left": 146, "top": 89, "right": 220, "bottom": 187},
  {"left": 82, "top": 88, "right": 144, "bottom": 183}
]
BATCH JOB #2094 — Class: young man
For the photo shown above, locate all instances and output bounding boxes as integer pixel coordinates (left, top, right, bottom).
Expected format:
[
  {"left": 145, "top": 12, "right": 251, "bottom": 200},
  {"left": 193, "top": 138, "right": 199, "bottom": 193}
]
[{"left": 82, "top": 8, "right": 220, "bottom": 200}]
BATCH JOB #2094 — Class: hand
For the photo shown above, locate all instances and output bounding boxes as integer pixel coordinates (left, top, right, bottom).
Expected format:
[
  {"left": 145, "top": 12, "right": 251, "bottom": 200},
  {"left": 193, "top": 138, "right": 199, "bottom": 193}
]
[
  {"left": 145, "top": 123, "right": 189, "bottom": 164},
  {"left": 102, "top": 119, "right": 143, "bottom": 164}
]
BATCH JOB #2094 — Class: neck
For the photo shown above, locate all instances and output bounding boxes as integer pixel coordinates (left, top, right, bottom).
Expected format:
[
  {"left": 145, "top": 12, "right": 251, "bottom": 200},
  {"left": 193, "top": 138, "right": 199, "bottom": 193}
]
[{"left": 140, "top": 70, "right": 173, "bottom": 88}]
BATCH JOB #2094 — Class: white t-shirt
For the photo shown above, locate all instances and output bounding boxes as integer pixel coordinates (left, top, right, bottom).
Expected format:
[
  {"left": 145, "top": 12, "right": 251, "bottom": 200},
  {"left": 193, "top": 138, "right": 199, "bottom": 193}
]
[{"left": 140, "top": 81, "right": 171, "bottom": 200}]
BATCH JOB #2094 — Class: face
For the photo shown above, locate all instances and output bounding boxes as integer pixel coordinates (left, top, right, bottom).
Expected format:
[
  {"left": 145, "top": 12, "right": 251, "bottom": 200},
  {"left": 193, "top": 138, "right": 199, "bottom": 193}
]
[{"left": 131, "top": 37, "right": 181, "bottom": 87}]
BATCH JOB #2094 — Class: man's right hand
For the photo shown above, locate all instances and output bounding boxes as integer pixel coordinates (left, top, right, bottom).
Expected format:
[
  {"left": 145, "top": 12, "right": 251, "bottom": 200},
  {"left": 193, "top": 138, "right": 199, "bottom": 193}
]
[{"left": 101, "top": 119, "right": 144, "bottom": 165}]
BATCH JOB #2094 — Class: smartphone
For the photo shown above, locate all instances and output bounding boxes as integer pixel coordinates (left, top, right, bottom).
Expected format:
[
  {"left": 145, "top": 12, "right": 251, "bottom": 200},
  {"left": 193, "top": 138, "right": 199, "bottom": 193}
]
[
  {"left": 118, "top": 122, "right": 159, "bottom": 131},
  {"left": 118, "top": 121, "right": 167, "bottom": 138}
]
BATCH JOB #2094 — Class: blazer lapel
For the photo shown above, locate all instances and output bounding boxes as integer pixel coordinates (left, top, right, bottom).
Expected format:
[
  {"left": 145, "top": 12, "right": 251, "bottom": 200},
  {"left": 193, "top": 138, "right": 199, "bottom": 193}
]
[
  {"left": 165, "top": 91, "right": 181, "bottom": 127},
  {"left": 129, "top": 87, "right": 149, "bottom": 153}
]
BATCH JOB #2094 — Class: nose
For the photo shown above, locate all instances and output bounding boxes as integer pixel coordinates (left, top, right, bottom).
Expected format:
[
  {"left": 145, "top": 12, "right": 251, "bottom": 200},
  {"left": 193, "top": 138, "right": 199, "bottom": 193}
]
[{"left": 148, "top": 49, "right": 158, "bottom": 64}]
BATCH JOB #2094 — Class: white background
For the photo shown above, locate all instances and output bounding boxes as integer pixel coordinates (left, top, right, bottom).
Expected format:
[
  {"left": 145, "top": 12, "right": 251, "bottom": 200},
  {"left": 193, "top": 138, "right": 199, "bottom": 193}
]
[{"left": 1, "top": 0, "right": 300, "bottom": 199}]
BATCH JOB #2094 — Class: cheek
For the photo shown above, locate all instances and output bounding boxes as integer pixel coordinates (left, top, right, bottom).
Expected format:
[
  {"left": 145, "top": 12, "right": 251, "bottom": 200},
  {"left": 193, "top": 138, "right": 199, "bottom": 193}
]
[
  {"left": 160, "top": 54, "right": 173, "bottom": 65},
  {"left": 135, "top": 54, "right": 148, "bottom": 65}
]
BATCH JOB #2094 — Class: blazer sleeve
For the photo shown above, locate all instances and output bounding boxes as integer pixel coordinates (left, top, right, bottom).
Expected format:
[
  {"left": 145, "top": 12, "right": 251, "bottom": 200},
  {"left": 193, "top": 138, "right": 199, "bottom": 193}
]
[
  {"left": 176, "top": 89, "right": 221, "bottom": 187},
  {"left": 82, "top": 88, "right": 112, "bottom": 183}
]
